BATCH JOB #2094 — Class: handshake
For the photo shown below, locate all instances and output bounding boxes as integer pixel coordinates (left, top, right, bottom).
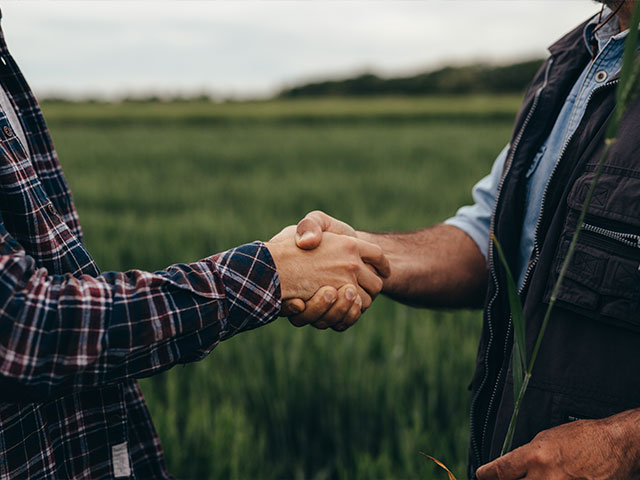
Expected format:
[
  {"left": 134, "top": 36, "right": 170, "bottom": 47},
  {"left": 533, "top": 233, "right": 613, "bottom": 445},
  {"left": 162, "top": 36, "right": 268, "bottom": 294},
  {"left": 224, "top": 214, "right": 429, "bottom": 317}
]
[{"left": 266, "top": 211, "right": 390, "bottom": 331}]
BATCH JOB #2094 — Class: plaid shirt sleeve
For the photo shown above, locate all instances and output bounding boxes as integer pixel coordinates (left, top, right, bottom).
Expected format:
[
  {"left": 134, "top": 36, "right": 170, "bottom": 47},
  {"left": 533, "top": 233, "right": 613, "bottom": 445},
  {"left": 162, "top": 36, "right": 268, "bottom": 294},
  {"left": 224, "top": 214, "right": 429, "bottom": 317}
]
[{"left": 0, "top": 233, "right": 281, "bottom": 401}]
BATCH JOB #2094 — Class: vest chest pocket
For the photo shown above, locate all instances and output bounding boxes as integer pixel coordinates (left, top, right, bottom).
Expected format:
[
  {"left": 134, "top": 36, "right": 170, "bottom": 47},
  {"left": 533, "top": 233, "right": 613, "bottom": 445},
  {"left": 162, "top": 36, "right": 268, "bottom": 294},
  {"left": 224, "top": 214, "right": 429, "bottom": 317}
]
[{"left": 544, "top": 170, "right": 640, "bottom": 330}]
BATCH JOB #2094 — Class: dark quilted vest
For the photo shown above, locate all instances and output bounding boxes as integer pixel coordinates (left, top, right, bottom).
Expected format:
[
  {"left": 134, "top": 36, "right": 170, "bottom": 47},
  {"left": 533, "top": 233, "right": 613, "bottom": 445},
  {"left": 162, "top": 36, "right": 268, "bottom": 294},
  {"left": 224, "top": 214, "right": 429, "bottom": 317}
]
[{"left": 469, "top": 19, "right": 640, "bottom": 477}]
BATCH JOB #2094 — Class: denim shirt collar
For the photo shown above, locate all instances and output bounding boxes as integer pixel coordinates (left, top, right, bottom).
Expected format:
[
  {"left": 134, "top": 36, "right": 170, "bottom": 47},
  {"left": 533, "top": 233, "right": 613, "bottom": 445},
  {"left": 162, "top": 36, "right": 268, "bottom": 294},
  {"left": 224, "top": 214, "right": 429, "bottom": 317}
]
[
  {"left": 583, "top": 6, "right": 626, "bottom": 54},
  {"left": 547, "top": 9, "right": 627, "bottom": 57}
]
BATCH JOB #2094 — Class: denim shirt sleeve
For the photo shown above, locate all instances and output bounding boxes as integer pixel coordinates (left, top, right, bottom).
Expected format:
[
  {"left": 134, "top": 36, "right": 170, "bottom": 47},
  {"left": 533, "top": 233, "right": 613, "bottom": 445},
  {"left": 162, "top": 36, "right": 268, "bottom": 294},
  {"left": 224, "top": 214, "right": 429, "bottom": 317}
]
[{"left": 444, "top": 144, "right": 509, "bottom": 260}]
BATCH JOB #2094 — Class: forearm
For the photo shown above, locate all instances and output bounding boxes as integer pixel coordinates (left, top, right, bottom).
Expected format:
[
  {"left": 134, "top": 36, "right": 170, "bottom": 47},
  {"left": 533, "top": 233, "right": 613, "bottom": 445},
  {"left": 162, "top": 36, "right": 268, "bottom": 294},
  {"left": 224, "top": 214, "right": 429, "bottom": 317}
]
[
  {"left": 0, "top": 242, "right": 280, "bottom": 400},
  {"left": 358, "top": 224, "right": 488, "bottom": 308}
]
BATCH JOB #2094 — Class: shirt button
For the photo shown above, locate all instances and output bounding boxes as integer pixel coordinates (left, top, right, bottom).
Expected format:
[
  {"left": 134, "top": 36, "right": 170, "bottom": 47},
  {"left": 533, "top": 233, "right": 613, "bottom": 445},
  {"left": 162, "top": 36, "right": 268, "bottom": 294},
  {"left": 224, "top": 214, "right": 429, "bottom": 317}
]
[
  {"left": 595, "top": 70, "right": 608, "bottom": 83},
  {"left": 109, "top": 413, "right": 122, "bottom": 424},
  {"left": 3, "top": 125, "right": 12, "bottom": 138},
  {"left": 47, "top": 204, "right": 57, "bottom": 215}
]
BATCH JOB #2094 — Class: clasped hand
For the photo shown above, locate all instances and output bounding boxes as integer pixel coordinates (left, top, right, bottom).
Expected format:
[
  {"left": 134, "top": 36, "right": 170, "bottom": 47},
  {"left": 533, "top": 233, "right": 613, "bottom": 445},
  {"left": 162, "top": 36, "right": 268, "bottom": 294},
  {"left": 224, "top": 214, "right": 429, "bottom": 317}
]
[{"left": 266, "top": 211, "right": 385, "bottom": 331}]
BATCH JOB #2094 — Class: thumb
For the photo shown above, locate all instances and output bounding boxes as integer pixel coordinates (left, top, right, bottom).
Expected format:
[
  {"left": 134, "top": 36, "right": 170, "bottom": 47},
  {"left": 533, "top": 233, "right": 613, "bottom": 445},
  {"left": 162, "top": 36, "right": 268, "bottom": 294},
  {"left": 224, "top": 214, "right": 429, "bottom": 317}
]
[
  {"left": 295, "top": 217, "right": 324, "bottom": 250},
  {"left": 280, "top": 298, "right": 305, "bottom": 317},
  {"left": 295, "top": 210, "right": 357, "bottom": 249},
  {"left": 476, "top": 447, "right": 528, "bottom": 480}
]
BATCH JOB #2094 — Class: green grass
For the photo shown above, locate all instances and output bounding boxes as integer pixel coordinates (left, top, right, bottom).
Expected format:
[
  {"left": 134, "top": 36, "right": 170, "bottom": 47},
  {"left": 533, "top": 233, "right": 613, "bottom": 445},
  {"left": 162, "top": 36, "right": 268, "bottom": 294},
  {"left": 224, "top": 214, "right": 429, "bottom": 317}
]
[
  {"left": 43, "top": 94, "right": 522, "bottom": 126},
  {"left": 43, "top": 96, "right": 517, "bottom": 479}
]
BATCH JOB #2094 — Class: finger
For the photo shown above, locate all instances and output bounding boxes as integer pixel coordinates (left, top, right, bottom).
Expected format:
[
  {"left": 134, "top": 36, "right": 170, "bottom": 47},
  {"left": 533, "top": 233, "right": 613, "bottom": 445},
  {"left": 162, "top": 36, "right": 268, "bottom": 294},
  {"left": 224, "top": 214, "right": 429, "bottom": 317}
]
[
  {"left": 332, "top": 294, "right": 363, "bottom": 331},
  {"left": 311, "top": 284, "right": 358, "bottom": 330},
  {"left": 355, "top": 238, "right": 390, "bottom": 278},
  {"left": 288, "top": 286, "right": 337, "bottom": 327},
  {"left": 476, "top": 449, "right": 528, "bottom": 480},
  {"left": 280, "top": 298, "right": 305, "bottom": 317},
  {"left": 355, "top": 285, "right": 373, "bottom": 310},
  {"left": 356, "top": 263, "right": 384, "bottom": 300}
]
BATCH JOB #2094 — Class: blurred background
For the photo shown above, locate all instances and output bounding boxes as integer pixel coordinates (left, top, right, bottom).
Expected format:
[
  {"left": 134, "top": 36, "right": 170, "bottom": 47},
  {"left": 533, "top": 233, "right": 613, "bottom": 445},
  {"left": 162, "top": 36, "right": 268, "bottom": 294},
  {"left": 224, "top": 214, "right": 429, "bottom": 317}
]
[{"left": 3, "top": 1, "right": 600, "bottom": 479}]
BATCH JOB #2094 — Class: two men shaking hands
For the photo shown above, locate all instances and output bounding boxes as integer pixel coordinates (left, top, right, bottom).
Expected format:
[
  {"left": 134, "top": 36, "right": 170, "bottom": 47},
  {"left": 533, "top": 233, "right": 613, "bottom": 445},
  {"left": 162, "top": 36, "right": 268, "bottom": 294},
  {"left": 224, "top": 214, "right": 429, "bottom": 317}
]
[
  {"left": 267, "top": 210, "right": 390, "bottom": 331},
  {"left": 266, "top": 208, "right": 487, "bottom": 330}
]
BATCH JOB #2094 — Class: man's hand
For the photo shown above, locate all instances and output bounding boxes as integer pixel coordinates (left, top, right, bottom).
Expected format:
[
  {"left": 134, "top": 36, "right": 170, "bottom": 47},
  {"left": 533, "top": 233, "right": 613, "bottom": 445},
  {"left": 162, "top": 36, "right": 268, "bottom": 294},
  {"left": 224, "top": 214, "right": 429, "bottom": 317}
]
[
  {"left": 266, "top": 227, "right": 389, "bottom": 320},
  {"left": 476, "top": 408, "right": 640, "bottom": 480},
  {"left": 277, "top": 212, "right": 373, "bottom": 329},
  {"left": 288, "top": 284, "right": 363, "bottom": 331},
  {"left": 280, "top": 281, "right": 364, "bottom": 331}
]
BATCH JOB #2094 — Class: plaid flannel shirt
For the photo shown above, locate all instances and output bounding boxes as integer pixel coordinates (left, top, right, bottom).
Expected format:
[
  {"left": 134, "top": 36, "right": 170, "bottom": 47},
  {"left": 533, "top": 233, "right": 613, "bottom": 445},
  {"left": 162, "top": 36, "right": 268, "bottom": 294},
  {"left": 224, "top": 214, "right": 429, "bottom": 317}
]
[{"left": 0, "top": 14, "right": 282, "bottom": 480}]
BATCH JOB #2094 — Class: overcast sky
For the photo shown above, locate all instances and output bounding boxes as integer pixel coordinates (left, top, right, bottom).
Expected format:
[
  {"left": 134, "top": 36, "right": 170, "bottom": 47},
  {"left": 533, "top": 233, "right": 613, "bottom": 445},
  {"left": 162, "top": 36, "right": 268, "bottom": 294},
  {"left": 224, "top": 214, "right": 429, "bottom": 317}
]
[{"left": 1, "top": 1, "right": 601, "bottom": 99}]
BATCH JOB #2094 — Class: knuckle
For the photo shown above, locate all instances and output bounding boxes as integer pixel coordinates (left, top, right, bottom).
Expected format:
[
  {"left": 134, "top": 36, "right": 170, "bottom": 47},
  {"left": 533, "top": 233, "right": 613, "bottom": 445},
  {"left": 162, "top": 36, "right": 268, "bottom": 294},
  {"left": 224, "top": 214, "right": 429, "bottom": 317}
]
[
  {"left": 347, "top": 260, "right": 360, "bottom": 274},
  {"left": 344, "top": 238, "right": 358, "bottom": 255},
  {"left": 297, "top": 218, "right": 312, "bottom": 229},
  {"left": 308, "top": 210, "right": 328, "bottom": 224},
  {"left": 529, "top": 445, "right": 548, "bottom": 465}
]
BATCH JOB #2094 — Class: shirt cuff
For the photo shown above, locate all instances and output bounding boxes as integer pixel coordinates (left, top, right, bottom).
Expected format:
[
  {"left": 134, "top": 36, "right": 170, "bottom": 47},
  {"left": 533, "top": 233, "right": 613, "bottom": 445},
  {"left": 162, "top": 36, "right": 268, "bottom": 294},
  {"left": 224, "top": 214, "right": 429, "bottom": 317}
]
[
  {"left": 443, "top": 217, "right": 490, "bottom": 260},
  {"left": 214, "top": 241, "right": 282, "bottom": 336}
]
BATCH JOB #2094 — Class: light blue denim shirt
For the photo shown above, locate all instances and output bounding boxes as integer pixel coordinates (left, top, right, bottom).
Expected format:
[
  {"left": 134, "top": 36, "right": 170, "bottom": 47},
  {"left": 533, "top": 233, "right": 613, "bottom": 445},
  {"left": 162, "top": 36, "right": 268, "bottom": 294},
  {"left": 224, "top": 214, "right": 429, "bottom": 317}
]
[{"left": 445, "top": 10, "right": 630, "bottom": 288}]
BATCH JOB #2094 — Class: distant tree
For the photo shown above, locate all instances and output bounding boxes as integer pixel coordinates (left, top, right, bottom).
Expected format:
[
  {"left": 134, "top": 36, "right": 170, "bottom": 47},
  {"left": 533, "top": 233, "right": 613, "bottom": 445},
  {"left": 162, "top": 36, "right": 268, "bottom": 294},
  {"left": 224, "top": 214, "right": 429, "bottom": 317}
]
[{"left": 279, "top": 59, "right": 544, "bottom": 97}]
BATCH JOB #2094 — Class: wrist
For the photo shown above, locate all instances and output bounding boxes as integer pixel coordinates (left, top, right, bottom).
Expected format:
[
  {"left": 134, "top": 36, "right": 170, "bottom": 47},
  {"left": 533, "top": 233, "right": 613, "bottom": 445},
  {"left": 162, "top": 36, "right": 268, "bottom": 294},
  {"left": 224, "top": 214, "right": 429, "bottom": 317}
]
[{"left": 264, "top": 240, "right": 298, "bottom": 299}]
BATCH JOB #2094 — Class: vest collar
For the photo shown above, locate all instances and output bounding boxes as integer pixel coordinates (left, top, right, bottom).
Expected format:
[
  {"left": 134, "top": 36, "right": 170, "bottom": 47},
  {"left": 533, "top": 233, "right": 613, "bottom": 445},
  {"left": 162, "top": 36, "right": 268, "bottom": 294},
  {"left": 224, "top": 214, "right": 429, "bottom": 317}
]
[{"left": 548, "top": 15, "right": 599, "bottom": 57}]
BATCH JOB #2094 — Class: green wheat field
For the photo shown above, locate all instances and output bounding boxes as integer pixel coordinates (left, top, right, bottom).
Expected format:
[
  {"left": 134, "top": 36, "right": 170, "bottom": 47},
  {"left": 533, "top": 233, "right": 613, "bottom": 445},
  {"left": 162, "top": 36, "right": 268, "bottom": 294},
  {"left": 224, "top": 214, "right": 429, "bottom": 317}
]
[{"left": 42, "top": 95, "right": 521, "bottom": 480}]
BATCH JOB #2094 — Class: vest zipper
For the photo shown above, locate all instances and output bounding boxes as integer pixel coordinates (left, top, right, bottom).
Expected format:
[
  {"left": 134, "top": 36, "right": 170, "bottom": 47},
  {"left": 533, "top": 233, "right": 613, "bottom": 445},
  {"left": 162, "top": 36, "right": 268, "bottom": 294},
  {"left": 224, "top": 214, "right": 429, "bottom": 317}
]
[
  {"left": 474, "top": 77, "right": 618, "bottom": 466},
  {"left": 470, "top": 58, "right": 554, "bottom": 468},
  {"left": 532, "top": 79, "right": 619, "bottom": 258},
  {"left": 581, "top": 222, "right": 640, "bottom": 248},
  {"left": 522, "top": 81, "right": 619, "bottom": 296}
]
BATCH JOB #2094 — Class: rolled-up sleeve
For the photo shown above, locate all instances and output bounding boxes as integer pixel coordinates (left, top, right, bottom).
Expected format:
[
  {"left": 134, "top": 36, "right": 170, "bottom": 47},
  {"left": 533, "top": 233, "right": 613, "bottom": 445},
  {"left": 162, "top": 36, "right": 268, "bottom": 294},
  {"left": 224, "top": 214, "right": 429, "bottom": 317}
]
[
  {"left": 0, "top": 236, "right": 281, "bottom": 401},
  {"left": 444, "top": 144, "right": 509, "bottom": 260}
]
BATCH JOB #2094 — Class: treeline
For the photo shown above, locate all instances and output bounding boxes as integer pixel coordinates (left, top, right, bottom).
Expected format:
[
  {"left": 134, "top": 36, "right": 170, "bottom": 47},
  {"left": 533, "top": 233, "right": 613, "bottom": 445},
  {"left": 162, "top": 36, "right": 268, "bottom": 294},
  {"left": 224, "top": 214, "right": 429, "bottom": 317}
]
[{"left": 279, "top": 59, "right": 544, "bottom": 98}]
